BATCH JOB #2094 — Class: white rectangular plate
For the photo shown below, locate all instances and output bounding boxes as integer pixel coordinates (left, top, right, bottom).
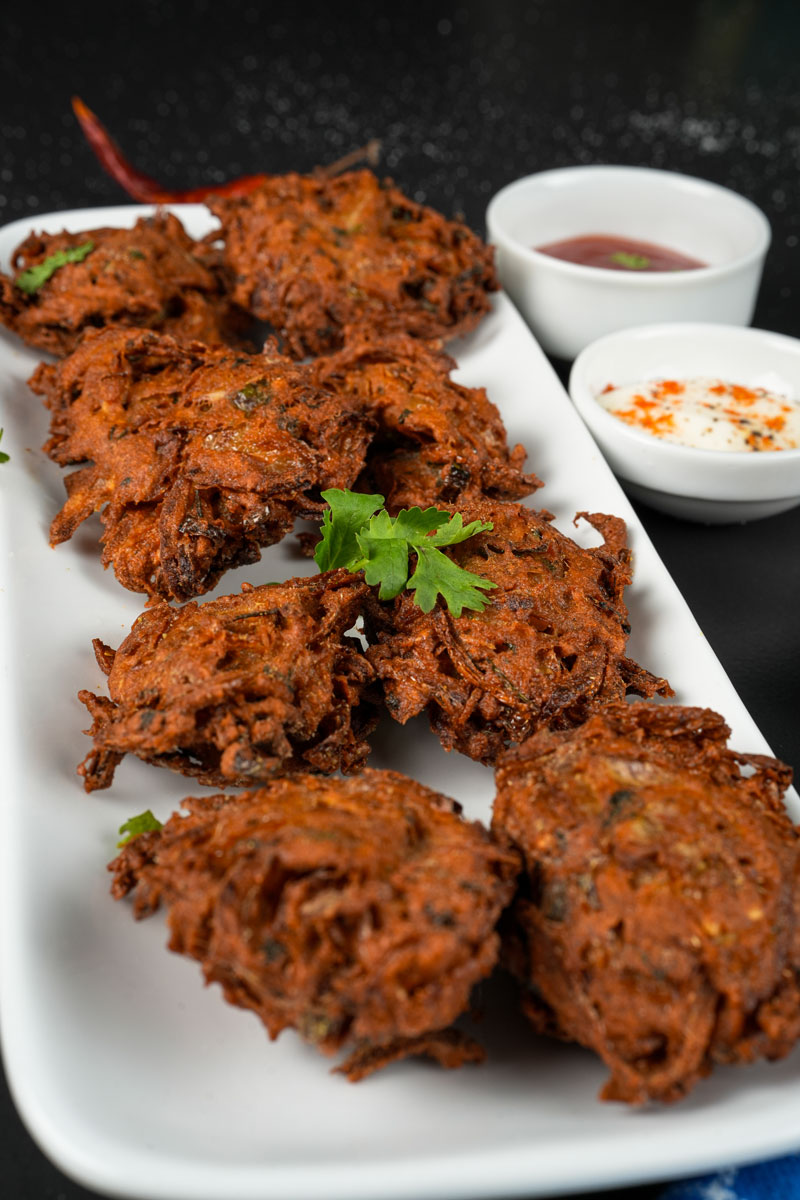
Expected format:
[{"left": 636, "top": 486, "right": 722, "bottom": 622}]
[{"left": 1, "top": 206, "right": 798, "bottom": 1200}]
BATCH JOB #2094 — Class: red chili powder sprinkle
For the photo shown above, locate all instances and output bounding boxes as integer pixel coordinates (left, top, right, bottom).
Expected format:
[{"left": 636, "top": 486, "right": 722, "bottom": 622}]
[
  {"left": 599, "top": 379, "right": 798, "bottom": 450},
  {"left": 655, "top": 380, "right": 685, "bottom": 396},
  {"left": 616, "top": 406, "right": 676, "bottom": 435},
  {"left": 745, "top": 430, "right": 779, "bottom": 451}
]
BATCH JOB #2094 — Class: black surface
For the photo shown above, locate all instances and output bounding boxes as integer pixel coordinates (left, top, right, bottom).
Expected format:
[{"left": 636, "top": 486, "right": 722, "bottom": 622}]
[{"left": 1, "top": 2, "right": 798, "bottom": 1197}]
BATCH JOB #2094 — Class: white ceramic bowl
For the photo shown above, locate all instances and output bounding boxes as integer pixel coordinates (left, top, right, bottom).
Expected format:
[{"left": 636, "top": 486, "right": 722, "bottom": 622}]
[
  {"left": 486, "top": 166, "right": 771, "bottom": 360},
  {"left": 568, "top": 323, "right": 800, "bottom": 523}
]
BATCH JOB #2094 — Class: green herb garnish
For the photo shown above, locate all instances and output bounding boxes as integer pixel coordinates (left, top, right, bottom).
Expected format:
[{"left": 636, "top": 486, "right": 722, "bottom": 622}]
[
  {"left": 609, "top": 251, "right": 651, "bottom": 270},
  {"left": 0, "top": 429, "right": 8, "bottom": 464},
  {"left": 314, "top": 490, "right": 384, "bottom": 573},
  {"left": 313, "top": 488, "right": 497, "bottom": 616},
  {"left": 15, "top": 240, "right": 95, "bottom": 294},
  {"left": 117, "top": 809, "right": 163, "bottom": 847}
]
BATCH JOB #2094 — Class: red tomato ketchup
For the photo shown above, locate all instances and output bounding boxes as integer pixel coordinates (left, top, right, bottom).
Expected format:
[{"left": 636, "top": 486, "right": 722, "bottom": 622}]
[{"left": 534, "top": 234, "right": 706, "bottom": 272}]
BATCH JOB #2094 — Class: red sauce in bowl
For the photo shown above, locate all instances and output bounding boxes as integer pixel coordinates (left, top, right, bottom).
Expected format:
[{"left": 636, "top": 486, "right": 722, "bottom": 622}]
[{"left": 534, "top": 234, "right": 706, "bottom": 272}]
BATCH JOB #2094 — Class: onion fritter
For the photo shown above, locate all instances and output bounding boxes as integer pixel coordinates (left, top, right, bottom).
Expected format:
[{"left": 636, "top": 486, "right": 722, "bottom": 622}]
[
  {"left": 493, "top": 703, "right": 800, "bottom": 1104},
  {"left": 109, "top": 771, "right": 520, "bottom": 1077},
  {"left": 367, "top": 500, "right": 670, "bottom": 763},
  {"left": 312, "top": 330, "right": 540, "bottom": 511},
  {"left": 78, "top": 570, "right": 378, "bottom": 791},
  {"left": 0, "top": 211, "right": 252, "bottom": 355},
  {"left": 209, "top": 169, "right": 498, "bottom": 357},
  {"left": 30, "top": 327, "right": 373, "bottom": 601}
]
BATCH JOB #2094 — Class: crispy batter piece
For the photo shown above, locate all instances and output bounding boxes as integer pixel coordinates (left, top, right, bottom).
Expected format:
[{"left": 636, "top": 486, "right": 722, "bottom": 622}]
[
  {"left": 79, "top": 570, "right": 378, "bottom": 791},
  {"left": 30, "top": 327, "right": 373, "bottom": 600},
  {"left": 367, "top": 500, "right": 670, "bottom": 763},
  {"left": 0, "top": 211, "right": 253, "bottom": 355},
  {"left": 493, "top": 703, "right": 800, "bottom": 1104},
  {"left": 336, "top": 1028, "right": 486, "bottom": 1081},
  {"left": 312, "top": 330, "right": 540, "bottom": 511},
  {"left": 209, "top": 169, "right": 498, "bottom": 357},
  {"left": 109, "top": 771, "right": 520, "bottom": 1076}
]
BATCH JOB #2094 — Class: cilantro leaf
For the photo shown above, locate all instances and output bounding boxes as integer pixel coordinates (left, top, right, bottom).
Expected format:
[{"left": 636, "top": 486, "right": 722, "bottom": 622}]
[
  {"left": 425, "top": 512, "right": 494, "bottom": 547},
  {"left": 409, "top": 546, "right": 497, "bottom": 615},
  {"left": 15, "top": 240, "right": 95, "bottom": 295},
  {"left": 609, "top": 251, "right": 650, "bottom": 270},
  {"left": 388, "top": 505, "right": 453, "bottom": 541},
  {"left": 313, "top": 489, "right": 496, "bottom": 615},
  {"left": 117, "top": 809, "right": 163, "bottom": 847},
  {"left": 314, "top": 488, "right": 384, "bottom": 571},
  {"left": 0, "top": 429, "right": 8, "bottom": 465},
  {"left": 356, "top": 515, "right": 411, "bottom": 599}
]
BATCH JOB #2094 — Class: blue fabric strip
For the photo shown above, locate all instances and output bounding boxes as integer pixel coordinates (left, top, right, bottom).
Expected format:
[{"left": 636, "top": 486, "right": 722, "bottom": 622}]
[{"left": 660, "top": 1154, "right": 800, "bottom": 1200}]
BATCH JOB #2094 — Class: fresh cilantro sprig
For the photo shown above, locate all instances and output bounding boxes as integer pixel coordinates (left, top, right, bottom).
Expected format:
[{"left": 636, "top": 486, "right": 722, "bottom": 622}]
[
  {"left": 0, "top": 429, "right": 8, "bottom": 465},
  {"left": 313, "top": 488, "right": 496, "bottom": 616},
  {"left": 117, "top": 809, "right": 163, "bottom": 847},
  {"left": 15, "top": 240, "right": 95, "bottom": 295}
]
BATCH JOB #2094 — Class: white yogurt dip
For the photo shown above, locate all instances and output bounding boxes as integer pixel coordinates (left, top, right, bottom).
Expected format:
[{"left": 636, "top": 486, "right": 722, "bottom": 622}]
[{"left": 595, "top": 377, "right": 800, "bottom": 452}]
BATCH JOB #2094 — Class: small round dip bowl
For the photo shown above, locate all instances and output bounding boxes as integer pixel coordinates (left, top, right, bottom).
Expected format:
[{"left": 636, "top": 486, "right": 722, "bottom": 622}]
[
  {"left": 486, "top": 166, "right": 771, "bottom": 360},
  {"left": 568, "top": 323, "right": 800, "bottom": 524}
]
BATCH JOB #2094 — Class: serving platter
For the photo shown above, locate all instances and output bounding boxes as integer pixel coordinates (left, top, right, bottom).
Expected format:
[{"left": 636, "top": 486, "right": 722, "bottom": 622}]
[{"left": 1, "top": 204, "right": 798, "bottom": 1200}]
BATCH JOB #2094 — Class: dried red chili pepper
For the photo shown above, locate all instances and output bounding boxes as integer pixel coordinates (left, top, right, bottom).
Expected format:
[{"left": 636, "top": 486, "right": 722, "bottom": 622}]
[
  {"left": 71, "top": 97, "right": 269, "bottom": 201},
  {"left": 72, "top": 97, "right": 381, "bottom": 202}
]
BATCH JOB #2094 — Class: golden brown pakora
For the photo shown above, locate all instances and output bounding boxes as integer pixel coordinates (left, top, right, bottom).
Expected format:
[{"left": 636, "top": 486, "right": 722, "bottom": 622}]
[
  {"left": 79, "top": 570, "right": 378, "bottom": 791},
  {"left": 109, "top": 771, "right": 520, "bottom": 1077},
  {"left": 312, "top": 330, "right": 540, "bottom": 511},
  {"left": 31, "top": 327, "right": 373, "bottom": 601},
  {"left": 0, "top": 211, "right": 252, "bottom": 355},
  {"left": 209, "top": 169, "right": 498, "bottom": 357},
  {"left": 493, "top": 703, "right": 800, "bottom": 1104},
  {"left": 367, "top": 500, "right": 670, "bottom": 763}
]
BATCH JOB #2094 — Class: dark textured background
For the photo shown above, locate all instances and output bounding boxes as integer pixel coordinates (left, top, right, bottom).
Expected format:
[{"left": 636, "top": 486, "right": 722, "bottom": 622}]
[{"left": 1, "top": 1, "right": 799, "bottom": 1197}]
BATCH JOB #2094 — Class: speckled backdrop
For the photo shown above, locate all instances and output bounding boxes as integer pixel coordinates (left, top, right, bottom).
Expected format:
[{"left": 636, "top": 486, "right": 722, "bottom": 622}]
[{"left": 1, "top": 0, "right": 799, "bottom": 334}]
